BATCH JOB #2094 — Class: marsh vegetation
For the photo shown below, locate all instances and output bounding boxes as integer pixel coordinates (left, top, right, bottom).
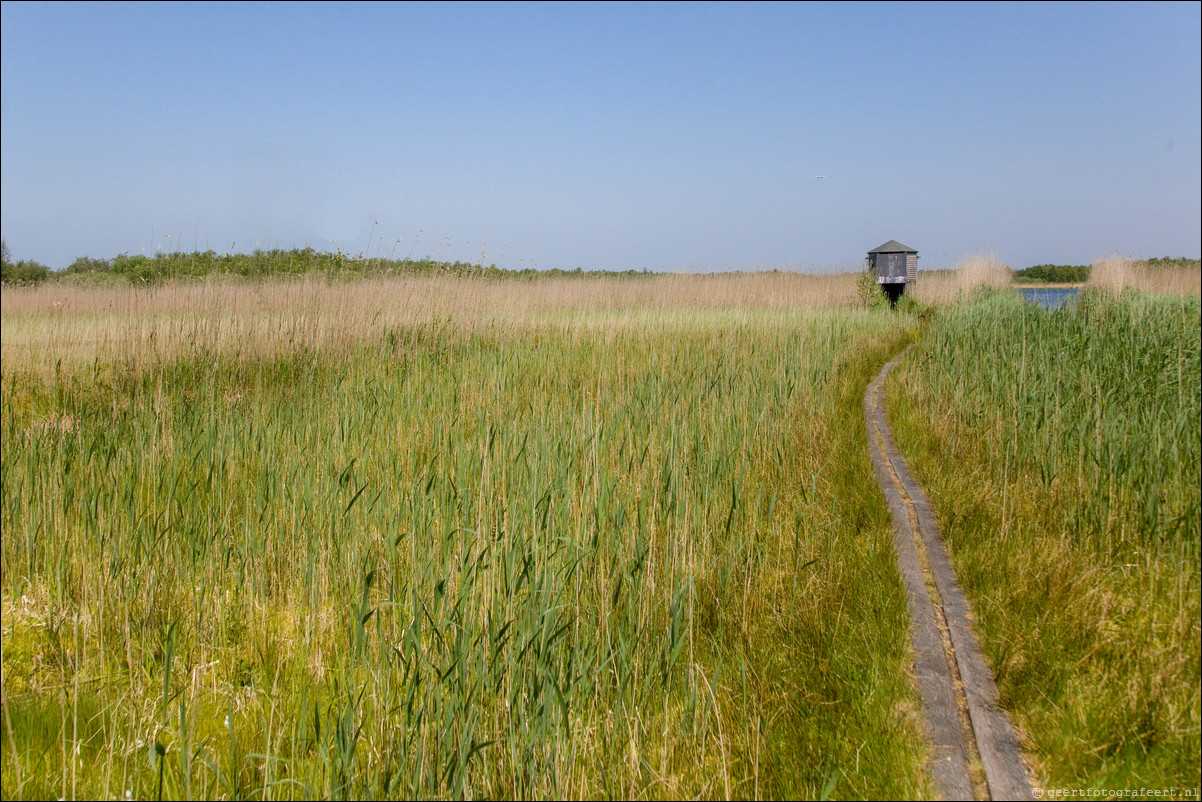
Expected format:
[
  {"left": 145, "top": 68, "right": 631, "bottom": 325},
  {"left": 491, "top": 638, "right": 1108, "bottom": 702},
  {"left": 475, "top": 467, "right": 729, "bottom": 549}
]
[
  {"left": 1, "top": 256, "right": 1197, "bottom": 799},
  {"left": 2, "top": 272, "right": 928, "bottom": 799}
]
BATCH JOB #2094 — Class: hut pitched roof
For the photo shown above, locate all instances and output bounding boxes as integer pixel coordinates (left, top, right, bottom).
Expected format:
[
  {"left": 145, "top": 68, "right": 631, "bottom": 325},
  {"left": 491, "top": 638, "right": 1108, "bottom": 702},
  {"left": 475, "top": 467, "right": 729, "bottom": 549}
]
[{"left": 868, "top": 240, "right": 917, "bottom": 254}]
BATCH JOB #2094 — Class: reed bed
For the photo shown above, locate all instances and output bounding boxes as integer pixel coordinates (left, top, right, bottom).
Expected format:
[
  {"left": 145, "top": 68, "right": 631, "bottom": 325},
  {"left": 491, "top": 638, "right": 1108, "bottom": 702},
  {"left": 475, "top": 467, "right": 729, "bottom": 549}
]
[
  {"left": 0, "top": 272, "right": 860, "bottom": 379},
  {"left": 1089, "top": 256, "right": 1201, "bottom": 297},
  {"left": 887, "top": 288, "right": 1201, "bottom": 791},
  {"left": 1, "top": 272, "right": 926, "bottom": 799}
]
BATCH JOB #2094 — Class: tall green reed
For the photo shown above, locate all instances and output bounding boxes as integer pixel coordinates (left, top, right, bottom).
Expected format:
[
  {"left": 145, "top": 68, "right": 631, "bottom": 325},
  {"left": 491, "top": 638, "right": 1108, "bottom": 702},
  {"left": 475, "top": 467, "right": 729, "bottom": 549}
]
[{"left": 3, "top": 299, "right": 924, "bottom": 799}]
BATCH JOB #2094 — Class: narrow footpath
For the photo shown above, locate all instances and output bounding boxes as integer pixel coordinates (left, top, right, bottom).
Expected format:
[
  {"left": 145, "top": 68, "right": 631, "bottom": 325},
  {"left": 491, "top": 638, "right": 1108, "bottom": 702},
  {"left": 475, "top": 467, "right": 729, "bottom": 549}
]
[{"left": 865, "top": 348, "right": 1034, "bottom": 802}]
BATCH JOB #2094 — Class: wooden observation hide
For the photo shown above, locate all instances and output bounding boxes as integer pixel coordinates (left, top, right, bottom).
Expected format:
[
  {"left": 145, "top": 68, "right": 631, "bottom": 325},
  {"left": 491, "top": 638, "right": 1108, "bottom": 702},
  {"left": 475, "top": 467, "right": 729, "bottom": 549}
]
[{"left": 867, "top": 240, "right": 918, "bottom": 305}]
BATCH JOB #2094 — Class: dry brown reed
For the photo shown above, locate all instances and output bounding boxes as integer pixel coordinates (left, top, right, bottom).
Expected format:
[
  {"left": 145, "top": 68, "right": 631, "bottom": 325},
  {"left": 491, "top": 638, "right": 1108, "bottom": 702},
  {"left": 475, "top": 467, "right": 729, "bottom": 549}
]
[
  {"left": 1089, "top": 256, "right": 1201, "bottom": 296},
  {"left": 955, "top": 252, "right": 1012, "bottom": 291},
  {"left": 908, "top": 253, "right": 1012, "bottom": 305},
  {"left": 0, "top": 272, "right": 859, "bottom": 376}
]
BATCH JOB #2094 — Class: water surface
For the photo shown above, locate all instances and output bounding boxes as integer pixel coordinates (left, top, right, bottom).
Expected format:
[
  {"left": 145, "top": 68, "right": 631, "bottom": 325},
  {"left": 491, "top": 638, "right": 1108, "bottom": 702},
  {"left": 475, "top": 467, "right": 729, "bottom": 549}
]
[{"left": 1017, "top": 287, "right": 1080, "bottom": 310}]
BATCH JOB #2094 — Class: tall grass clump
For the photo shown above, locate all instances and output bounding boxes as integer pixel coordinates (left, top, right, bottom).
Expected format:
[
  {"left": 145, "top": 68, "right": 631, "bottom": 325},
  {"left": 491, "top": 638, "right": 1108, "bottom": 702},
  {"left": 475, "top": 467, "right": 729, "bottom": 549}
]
[
  {"left": 1089, "top": 256, "right": 1135, "bottom": 297},
  {"left": 954, "top": 252, "right": 1011, "bottom": 293},
  {"left": 907, "top": 253, "right": 1011, "bottom": 306},
  {"left": 887, "top": 287, "right": 1201, "bottom": 790},
  {"left": 1, "top": 273, "right": 927, "bottom": 799}
]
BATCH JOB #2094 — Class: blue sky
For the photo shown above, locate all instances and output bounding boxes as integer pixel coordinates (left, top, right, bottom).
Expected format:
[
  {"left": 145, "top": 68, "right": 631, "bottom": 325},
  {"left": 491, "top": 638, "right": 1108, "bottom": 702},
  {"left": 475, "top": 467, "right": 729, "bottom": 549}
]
[{"left": 2, "top": 1, "right": 1199, "bottom": 272}]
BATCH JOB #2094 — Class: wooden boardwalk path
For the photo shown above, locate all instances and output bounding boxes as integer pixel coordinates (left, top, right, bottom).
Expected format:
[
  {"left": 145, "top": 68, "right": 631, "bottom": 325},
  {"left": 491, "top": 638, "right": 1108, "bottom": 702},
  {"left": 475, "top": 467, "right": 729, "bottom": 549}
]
[{"left": 865, "top": 348, "right": 1034, "bottom": 801}]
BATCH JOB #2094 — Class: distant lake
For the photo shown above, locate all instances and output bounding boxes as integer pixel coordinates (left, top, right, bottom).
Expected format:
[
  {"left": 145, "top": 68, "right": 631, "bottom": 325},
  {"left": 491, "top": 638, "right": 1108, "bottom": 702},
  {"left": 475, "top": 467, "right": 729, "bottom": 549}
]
[{"left": 1017, "top": 287, "right": 1081, "bottom": 310}]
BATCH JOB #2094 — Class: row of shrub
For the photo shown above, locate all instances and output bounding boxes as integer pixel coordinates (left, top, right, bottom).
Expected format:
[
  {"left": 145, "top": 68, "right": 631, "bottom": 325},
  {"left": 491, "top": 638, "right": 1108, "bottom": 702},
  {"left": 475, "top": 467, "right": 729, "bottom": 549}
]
[
  {"left": 1011, "top": 264, "right": 1091, "bottom": 283},
  {"left": 0, "top": 241, "right": 657, "bottom": 286},
  {"left": 0, "top": 240, "right": 53, "bottom": 285},
  {"left": 1011, "top": 257, "right": 1200, "bottom": 284},
  {"left": 1142, "top": 256, "right": 1201, "bottom": 270}
]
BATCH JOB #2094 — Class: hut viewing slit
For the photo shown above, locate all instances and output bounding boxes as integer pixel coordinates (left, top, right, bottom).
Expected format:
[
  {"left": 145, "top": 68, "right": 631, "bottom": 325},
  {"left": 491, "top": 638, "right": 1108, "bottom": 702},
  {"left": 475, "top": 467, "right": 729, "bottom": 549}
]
[{"left": 867, "top": 240, "right": 918, "bottom": 306}]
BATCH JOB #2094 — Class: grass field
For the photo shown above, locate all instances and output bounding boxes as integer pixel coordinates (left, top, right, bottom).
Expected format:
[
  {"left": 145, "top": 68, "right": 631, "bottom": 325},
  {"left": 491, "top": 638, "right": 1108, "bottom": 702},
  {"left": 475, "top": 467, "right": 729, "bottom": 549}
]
[{"left": 2, "top": 272, "right": 930, "bottom": 800}]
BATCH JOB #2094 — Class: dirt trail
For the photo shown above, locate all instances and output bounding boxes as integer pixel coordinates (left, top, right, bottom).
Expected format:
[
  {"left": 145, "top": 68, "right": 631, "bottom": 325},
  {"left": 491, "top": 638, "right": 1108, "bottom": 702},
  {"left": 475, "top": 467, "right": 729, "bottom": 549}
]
[{"left": 865, "top": 348, "right": 1033, "bottom": 801}]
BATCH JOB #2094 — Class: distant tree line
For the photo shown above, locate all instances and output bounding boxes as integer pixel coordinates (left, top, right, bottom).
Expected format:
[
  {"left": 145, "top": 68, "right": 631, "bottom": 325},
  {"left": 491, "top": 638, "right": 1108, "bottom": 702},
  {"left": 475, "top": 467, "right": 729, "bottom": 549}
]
[
  {"left": 1011, "top": 258, "right": 1200, "bottom": 284},
  {"left": 0, "top": 239, "right": 54, "bottom": 286},
  {"left": 1142, "top": 256, "right": 1202, "bottom": 270},
  {"left": 1011, "top": 264, "right": 1091, "bottom": 283},
  {"left": 0, "top": 244, "right": 657, "bottom": 285}
]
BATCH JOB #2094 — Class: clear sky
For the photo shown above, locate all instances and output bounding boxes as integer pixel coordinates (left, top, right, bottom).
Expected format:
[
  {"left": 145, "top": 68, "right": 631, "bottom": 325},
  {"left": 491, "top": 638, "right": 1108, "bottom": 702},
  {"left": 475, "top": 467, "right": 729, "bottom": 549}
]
[{"left": 2, "top": 1, "right": 1199, "bottom": 272}]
